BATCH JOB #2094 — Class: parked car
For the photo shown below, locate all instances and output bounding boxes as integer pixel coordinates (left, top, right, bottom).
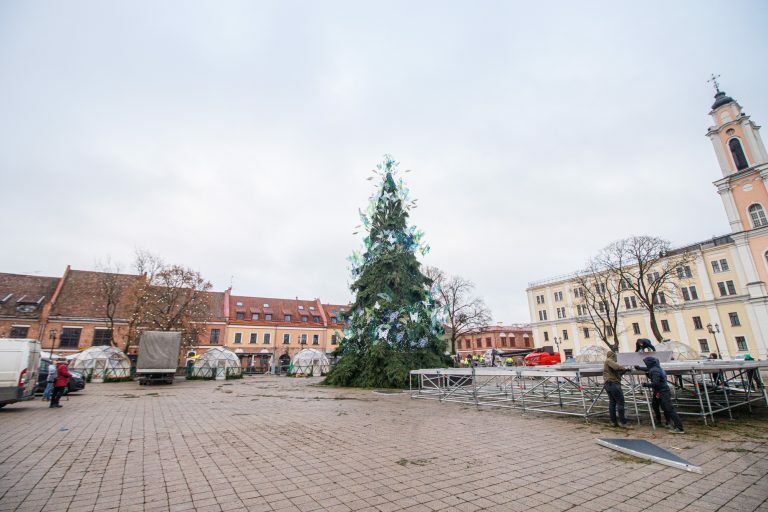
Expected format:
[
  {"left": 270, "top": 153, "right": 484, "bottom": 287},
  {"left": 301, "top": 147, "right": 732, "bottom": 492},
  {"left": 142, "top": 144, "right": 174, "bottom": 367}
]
[
  {"left": 0, "top": 339, "right": 41, "bottom": 408},
  {"left": 524, "top": 350, "right": 562, "bottom": 366},
  {"left": 35, "top": 359, "right": 86, "bottom": 395}
]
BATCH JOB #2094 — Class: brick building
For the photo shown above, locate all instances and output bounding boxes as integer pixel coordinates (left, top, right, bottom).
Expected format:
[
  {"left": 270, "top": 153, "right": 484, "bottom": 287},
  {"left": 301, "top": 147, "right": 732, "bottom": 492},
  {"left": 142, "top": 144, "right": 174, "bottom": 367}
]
[{"left": 455, "top": 324, "right": 533, "bottom": 359}]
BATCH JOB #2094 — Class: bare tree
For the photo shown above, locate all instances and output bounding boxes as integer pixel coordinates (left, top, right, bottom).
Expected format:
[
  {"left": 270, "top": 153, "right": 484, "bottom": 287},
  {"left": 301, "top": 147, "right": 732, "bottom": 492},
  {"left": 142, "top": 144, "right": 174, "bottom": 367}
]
[
  {"left": 96, "top": 257, "right": 123, "bottom": 347},
  {"left": 573, "top": 255, "right": 626, "bottom": 351},
  {"left": 425, "top": 266, "right": 492, "bottom": 355},
  {"left": 603, "top": 236, "right": 695, "bottom": 343}
]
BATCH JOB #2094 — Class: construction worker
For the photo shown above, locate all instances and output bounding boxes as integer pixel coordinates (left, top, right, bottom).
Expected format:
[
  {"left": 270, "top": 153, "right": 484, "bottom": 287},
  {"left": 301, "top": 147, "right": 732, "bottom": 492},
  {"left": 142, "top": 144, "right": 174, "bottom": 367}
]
[
  {"left": 603, "top": 350, "right": 630, "bottom": 428},
  {"left": 635, "top": 338, "right": 655, "bottom": 352},
  {"left": 505, "top": 356, "right": 514, "bottom": 367},
  {"left": 637, "top": 356, "right": 685, "bottom": 434}
]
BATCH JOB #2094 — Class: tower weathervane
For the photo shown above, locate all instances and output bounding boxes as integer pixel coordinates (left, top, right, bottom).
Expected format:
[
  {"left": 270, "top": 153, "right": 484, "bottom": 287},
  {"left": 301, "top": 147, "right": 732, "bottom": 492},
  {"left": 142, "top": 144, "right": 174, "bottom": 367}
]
[{"left": 707, "top": 73, "right": 721, "bottom": 93}]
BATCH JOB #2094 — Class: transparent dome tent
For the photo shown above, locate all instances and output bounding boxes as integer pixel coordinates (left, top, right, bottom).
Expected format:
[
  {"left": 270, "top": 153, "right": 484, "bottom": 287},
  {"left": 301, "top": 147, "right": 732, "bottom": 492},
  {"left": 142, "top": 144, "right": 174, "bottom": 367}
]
[
  {"left": 66, "top": 346, "right": 132, "bottom": 382},
  {"left": 657, "top": 340, "right": 701, "bottom": 361},
  {"left": 576, "top": 344, "right": 610, "bottom": 363},
  {"left": 191, "top": 347, "right": 242, "bottom": 379},
  {"left": 291, "top": 349, "right": 330, "bottom": 376}
]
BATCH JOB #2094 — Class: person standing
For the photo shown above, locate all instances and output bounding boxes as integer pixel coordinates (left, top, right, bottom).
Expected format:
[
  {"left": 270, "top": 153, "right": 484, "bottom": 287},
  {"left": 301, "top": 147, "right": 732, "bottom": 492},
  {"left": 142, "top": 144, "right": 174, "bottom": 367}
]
[
  {"left": 603, "top": 350, "right": 630, "bottom": 428},
  {"left": 639, "top": 356, "right": 684, "bottom": 434},
  {"left": 50, "top": 360, "right": 71, "bottom": 409},
  {"left": 42, "top": 360, "right": 57, "bottom": 401},
  {"left": 635, "top": 338, "right": 655, "bottom": 352}
]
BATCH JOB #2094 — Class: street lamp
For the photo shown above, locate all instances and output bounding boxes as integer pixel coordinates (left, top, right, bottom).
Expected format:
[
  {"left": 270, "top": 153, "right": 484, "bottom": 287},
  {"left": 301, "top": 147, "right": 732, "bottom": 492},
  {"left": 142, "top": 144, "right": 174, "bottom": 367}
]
[
  {"left": 48, "top": 329, "right": 57, "bottom": 359},
  {"left": 706, "top": 323, "right": 722, "bottom": 359},
  {"left": 553, "top": 336, "right": 561, "bottom": 356}
]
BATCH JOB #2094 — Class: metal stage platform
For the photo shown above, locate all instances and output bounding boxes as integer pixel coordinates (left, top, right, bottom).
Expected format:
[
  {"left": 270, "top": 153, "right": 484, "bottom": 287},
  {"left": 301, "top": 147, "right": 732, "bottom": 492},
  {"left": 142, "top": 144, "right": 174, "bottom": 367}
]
[{"left": 409, "top": 360, "right": 768, "bottom": 427}]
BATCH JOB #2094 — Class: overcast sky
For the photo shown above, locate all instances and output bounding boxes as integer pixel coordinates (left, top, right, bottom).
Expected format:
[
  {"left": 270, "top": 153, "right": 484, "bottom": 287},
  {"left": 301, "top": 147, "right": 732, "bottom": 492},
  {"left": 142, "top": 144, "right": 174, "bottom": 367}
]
[{"left": 1, "top": 1, "right": 766, "bottom": 323}]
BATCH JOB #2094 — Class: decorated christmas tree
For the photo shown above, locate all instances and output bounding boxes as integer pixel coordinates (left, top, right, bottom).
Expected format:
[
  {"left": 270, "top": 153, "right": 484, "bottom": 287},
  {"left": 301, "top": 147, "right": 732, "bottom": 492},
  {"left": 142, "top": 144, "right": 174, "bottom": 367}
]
[{"left": 324, "top": 156, "right": 448, "bottom": 388}]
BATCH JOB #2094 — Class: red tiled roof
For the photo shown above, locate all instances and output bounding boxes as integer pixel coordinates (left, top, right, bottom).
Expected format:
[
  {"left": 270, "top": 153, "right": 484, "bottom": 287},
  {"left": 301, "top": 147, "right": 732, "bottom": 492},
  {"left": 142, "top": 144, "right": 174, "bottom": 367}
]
[
  {"left": 322, "top": 303, "right": 350, "bottom": 325},
  {"left": 49, "top": 270, "right": 145, "bottom": 320},
  {"left": 0, "top": 273, "right": 60, "bottom": 320},
  {"left": 228, "top": 295, "right": 326, "bottom": 325}
]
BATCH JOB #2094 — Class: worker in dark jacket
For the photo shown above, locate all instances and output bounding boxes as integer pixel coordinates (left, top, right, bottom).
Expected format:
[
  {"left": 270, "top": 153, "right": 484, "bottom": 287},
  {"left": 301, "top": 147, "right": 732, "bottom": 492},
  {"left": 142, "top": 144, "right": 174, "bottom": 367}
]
[
  {"left": 50, "top": 360, "right": 71, "bottom": 409},
  {"left": 603, "top": 350, "right": 629, "bottom": 428},
  {"left": 635, "top": 338, "right": 655, "bottom": 352},
  {"left": 638, "top": 356, "right": 684, "bottom": 433}
]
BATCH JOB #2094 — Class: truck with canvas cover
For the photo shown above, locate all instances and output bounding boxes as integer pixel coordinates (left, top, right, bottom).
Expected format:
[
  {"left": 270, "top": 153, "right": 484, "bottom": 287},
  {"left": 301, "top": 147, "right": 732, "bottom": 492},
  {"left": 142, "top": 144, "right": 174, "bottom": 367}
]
[
  {"left": 0, "top": 339, "right": 41, "bottom": 408},
  {"left": 137, "top": 331, "right": 181, "bottom": 385}
]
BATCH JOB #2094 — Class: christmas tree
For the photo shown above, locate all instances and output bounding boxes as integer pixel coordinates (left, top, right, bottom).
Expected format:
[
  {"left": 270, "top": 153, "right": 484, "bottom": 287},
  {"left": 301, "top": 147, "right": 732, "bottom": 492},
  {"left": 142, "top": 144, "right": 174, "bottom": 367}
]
[{"left": 324, "top": 156, "right": 448, "bottom": 388}]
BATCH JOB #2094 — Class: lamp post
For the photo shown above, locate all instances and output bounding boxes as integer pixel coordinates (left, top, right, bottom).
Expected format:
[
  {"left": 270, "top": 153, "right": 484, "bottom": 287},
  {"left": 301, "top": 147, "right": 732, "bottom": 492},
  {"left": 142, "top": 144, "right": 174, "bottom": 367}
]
[
  {"left": 706, "top": 323, "right": 722, "bottom": 359},
  {"left": 48, "top": 329, "right": 57, "bottom": 359},
  {"left": 553, "top": 336, "right": 561, "bottom": 357}
]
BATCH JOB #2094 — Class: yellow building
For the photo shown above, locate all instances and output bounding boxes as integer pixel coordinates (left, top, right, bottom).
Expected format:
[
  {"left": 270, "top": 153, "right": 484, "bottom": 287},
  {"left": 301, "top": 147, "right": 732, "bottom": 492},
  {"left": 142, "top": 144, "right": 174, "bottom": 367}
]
[{"left": 527, "top": 86, "right": 768, "bottom": 360}]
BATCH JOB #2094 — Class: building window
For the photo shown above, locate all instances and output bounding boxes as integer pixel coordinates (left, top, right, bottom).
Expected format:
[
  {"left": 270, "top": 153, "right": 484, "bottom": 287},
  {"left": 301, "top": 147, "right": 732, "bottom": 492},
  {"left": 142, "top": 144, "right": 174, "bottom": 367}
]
[
  {"left": 583, "top": 327, "right": 589, "bottom": 339},
  {"left": 717, "top": 280, "right": 737, "bottom": 296},
  {"left": 624, "top": 296, "right": 638, "bottom": 309},
  {"left": 735, "top": 336, "right": 748, "bottom": 351},
  {"left": 554, "top": 291, "right": 563, "bottom": 301},
  {"left": 647, "top": 272, "right": 660, "bottom": 285},
  {"left": 620, "top": 279, "right": 629, "bottom": 290},
  {"left": 249, "top": 333, "right": 258, "bottom": 344},
  {"left": 331, "top": 334, "right": 338, "bottom": 345},
  {"left": 265, "top": 314, "right": 273, "bottom": 321},
  {"left": 210, "top": 329, "right": 220, "bottom": 344},
  {"left": 500, "top": 337, "right": 507, "bottom": 347},
  {"left": 92, "top": 329, "right": 112, "bottom": 346},
  {"left": 312, "top": 334, "right": 319, "bottom": 345},
  {"left": 632, "top": 323, "right": 640, "bottom": 335},
  {"left": 606, "top": 326, "right": 614, "bottom": 337},
  {"left": 693, "top": 316, "right": 703, "bottom": 330},
  {"left": 564, "top": 349, "right": 573, "bottom": 359},
  {"left": 301, "top": 315, "right": 308, "bottom": 322},
  {"left": 573, "top": 287, "right": 584, "bottom": 298},
  {"left": 9, "top": 326, "right": 29, "bottom": 338},
  {"left": 681, "top": 286, "right": 698, "bottom": 301},
  {"left": 300, "top": 334, "right": 307, "bottom": 346},
  {"left": 544, "top": 331, "right": 549, "bottom": 342},
  {"left": 251, "top": 313, "right": 260, "bottom": 320},
  {"left": 283, "top": 334, "right": 290, "bottom": 344},
  {"left": 729, "top": 312, "right": 740, "bottom": 327},
  {"left": 312, "top": 316, "right": 320, "bottom": 323},
  {"left": 234, "top": 333, "right": 242, "bottom": 344},
  {"left": 284, "top": 314, "right": 292, "bottom": 322},
  {"left": 676, "top": 266, "right": 692, "bottom": 279},
  {"left": 538, "top": 310, "right": 547, "bottom": 321},
  {"left": 330, "top": 316, "right": 338, "bottom": 323},
  {"left": 263, "top": 333, "right": 271, "bottom": 345},
  {"left": 661, "top": 319, "right": 670, "bottom": 333},
  {"left": 536, "top": 294, "right": 545, "bottom": 304},
  {"left": 698, "top": 339, "right": 709, "bottom": 352},
  {"left": 729, "top": 138, "right": 749, "bottom": 170},
  {"left": 59, "top": 328, "right": 81, "bottom": 348},
  {"left": 485, "top": 337, "right": 492, "bottom": 348},
  {"left": 235, "top": 312, "right": 244, "bottom": 320},
  {"left": 562, "top": 330, "right": 568, "bottom": 340},
  {"left": 652, "top": 292, "right": 666, "bottom": 305},
  {"left": 711, "top": 258, "right": 729, "bottom": 273},
  {"left": 748, "top": 204, "right": 768, "bottom": 228}
]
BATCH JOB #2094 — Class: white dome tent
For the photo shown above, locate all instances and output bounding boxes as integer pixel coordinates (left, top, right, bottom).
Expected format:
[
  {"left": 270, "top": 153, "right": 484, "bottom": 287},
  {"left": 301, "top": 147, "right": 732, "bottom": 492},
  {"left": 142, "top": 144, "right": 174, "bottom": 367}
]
[
  {"left": 657, "top": 340, "right": 701, "bottom": 361},
  {"left": 576, "top": 344, "right": 610, "bottom": 363},
  {"left": 66, "top": 346, "right": 132, "bottom": 382},
  {"left": 291, "top": 349, "right": 330, "bottom": 376},
  {"left": 192, "top": 347, "right": 242, "bottom": 380}
]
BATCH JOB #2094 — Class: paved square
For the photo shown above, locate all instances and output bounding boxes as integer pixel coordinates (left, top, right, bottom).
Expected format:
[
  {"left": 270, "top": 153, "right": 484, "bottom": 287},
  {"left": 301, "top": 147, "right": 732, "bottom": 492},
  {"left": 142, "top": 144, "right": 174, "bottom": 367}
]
[{"left": 1, "top": 377, "right": 767, "bottom": 512}]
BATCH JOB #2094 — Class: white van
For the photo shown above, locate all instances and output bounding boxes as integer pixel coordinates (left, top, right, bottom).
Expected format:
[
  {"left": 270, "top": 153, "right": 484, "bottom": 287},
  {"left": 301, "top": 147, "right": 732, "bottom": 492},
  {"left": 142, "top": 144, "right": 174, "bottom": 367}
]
[{"left": 0, "top": 339, "right": 41, "bottom": 408}]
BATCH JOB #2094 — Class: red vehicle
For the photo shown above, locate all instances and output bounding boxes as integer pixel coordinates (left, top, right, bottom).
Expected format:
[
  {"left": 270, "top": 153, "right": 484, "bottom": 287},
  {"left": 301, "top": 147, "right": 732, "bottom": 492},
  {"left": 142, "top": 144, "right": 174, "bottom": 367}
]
[{"left": 523, "top": 351, "right": 561, "bottom": 366}]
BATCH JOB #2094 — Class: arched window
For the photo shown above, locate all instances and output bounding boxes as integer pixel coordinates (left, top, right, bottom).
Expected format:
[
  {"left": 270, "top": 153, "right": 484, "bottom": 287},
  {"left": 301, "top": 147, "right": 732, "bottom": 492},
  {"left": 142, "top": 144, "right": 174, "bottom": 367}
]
[
  {"left": 749, "top": 204, "right": 768, "bottom": 228},
  {"left": 729, "top": 138, "right": 749, "bottom": 170}
]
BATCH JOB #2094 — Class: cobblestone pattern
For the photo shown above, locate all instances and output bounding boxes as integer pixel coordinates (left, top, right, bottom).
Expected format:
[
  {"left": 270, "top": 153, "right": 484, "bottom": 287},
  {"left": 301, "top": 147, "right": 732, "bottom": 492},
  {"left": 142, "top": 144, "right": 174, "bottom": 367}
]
[{"left": 0, "top": 377, "right": 767, "bottom": 512}]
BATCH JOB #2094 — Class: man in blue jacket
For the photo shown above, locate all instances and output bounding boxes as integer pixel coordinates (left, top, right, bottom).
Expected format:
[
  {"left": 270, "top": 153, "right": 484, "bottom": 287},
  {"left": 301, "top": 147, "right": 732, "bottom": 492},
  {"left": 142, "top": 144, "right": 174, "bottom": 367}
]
[{"left": 638, "top": 356, "right": 684, "bottom": 434}]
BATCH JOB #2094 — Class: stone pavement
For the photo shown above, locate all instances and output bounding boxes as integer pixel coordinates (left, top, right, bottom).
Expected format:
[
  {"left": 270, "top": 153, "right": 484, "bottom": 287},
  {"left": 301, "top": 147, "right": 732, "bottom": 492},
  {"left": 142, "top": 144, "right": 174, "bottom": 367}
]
[{"left": 0, "top": 377, "right": 767, "bottom": 512}]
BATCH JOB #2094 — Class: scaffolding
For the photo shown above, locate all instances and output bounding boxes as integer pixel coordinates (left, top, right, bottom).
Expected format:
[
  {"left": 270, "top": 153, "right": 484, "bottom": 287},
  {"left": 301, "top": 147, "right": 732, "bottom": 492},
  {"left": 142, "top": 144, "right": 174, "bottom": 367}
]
[{"left": 410, "top": 360, "right": 768, "bottom": 427}]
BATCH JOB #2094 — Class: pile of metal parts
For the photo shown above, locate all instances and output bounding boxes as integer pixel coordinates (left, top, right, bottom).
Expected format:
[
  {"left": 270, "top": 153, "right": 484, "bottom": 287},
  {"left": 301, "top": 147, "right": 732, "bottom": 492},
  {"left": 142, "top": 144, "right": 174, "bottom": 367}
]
[{"left": 409, "top": 359, "right": 768, "bottom": 427}]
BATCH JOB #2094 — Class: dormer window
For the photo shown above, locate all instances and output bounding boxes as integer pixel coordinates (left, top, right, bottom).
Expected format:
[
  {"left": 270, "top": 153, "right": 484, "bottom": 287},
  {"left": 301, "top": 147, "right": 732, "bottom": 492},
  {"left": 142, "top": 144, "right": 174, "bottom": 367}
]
[
  {"left": 301, "top": 315, "right": 308, "bottom": 322},
  {"left": 729, "top": 138, "right": 749, "bottom": 170},
  {"left": 236, "top": 301, "right": 243, "bottom": 307},
  {"left": 251, "top": 313, "right": 259, "bottom": 320},
  {"left": 284, "top": 314, "right": 291, "bottom": 322},
  {"left": 235, "top": 312, "right": 244, "bottom": 320},
  {"left": 264, "top": 314, "right": 272, "bottom": 321},
  {"left": 330, "top": 316, "right": 338, "bottom": 323},
  {"left": 263, "top": 303, "right": 269, "bottom": 307},
  {"left": 312, "top": 316, "right": 320, "bottom": 323},
  {"left": 298, "top": 305, "right": 304, "bottom": 310},
  {"left": 309, "top": 306, "right": 315, "bottom": 310}
]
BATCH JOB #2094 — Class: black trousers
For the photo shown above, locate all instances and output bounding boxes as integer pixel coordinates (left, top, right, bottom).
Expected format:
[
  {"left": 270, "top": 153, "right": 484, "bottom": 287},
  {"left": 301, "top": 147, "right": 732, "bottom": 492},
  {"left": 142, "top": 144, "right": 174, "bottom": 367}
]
[
  {"left": 656, "top": 389, "right": 683, "bottom": 430},
  {"left": 605, "top": 381, "right": 626, "bottom": 425},
  {"left": 50, "top": 386, "right": 66, "bottom": 407}
]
